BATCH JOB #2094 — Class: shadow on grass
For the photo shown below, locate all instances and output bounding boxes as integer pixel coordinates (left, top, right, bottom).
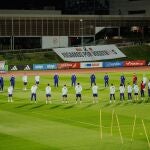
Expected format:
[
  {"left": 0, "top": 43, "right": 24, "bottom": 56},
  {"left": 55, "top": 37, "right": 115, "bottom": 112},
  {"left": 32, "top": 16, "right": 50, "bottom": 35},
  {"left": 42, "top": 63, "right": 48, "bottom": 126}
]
[
  {"left": 137, "top": 100, "right": 143, "bottom": 104},
  {"left": 114, "top": 102, "right": 122, "bottom": 107},
  {"left": 144, "top": 99, "right": 150, "bottom": 103},
  {"left": 64, "top": 104, "right": 75, "bottom": 109},
  {"left": 99, "top": 88, "right": 106, "bottom": 91},
  {"left": 85, "top": 88, "right": 91, "bottom": 91},
  {"left": 16, "top": 103, "right": 31, "bottom": 108},
  {"left": 50, "top": 104, "right": 62, "bottom": 109},
  {"left": 123, "top": 102, "right": 130, "bottom": 106},
  {"left": 0, "top": 102, "right": 7, "bottom": 105},
  {"left": 84, "top": 103, "right": 93, "bottom": 108},
  {"left": 102, "top": 103, "right": 111, "bottom": 107},
  {"left": 30, "top": 104, "right": 45, "bottom": 109}
]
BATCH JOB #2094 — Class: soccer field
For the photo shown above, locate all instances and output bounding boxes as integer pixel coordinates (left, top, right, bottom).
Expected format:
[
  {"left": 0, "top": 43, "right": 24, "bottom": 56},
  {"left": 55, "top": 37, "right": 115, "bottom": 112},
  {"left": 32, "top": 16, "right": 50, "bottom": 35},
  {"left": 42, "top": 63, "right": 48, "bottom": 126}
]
[{"left": 0, "top": 69, "right": 150, "bottom": 150}]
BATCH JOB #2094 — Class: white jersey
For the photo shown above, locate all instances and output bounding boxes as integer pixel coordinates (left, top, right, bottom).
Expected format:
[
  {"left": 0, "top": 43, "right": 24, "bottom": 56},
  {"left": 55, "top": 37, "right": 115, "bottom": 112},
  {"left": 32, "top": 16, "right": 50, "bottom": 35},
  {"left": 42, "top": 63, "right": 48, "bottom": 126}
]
[
  {"left": 8, "top": 86, "right": 13, "bottom": 94},
  {"left": 62, "top": 87, "right": 68, "bottom": 95},
  {"left": 148, "top": 82, "right": 150, "bottom": 89},
  {"left": 119, "top": 86, "right": 125, "bottom": 93},
  {"left": 31, "top": 85, "right": 38, "bottom": 93},
  {"left": 110, "top": 86, "right": 115, "bottom": 94},
  {"left": 75, "top": 85, "right": 82, "bottom": 94},
  {"left": 35, "top": 75, "right": 40, "bottom": 82},
  {"left": 127, "top": 85, "right": 132, "bottom": 93},
  {"left": 22, "top": 75, "right": 28, "bottom": 82},
  {"left": 92, "top": 85, "right": 98, "bottom": 94},
  {"left": 45, "top": 86, "right": 51, "bottom": 94},
  {"left": 133, "top": 85, "right": 139, "bottom": 93},
  {"left": 143, "top": 77, "right": 147, "bottom": 84}
]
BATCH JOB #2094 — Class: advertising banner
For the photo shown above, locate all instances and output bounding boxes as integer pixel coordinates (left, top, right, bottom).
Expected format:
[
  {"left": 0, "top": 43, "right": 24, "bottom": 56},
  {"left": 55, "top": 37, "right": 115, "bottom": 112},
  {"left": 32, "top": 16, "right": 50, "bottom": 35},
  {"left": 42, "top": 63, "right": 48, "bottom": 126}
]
[
  {"left": 124, "top": 60, "right": 146, "bottom": 67},
  {"left": 103, "top": 61, "right": 124, "bottom": 68},
  {"left": 5, "top": 65, "right": 8, "bottom": 71},
  {"left": 9, "top": 65, "right": 18, "bottom": 71},
  {"left": 9, "top": 65, "right": 33, "bottom": 71},
  {"left": 45, "top": 64, "right": 57, "bottom": 70},
  {"left": 80, "top": 62, "right": 102, "bottom": 68},
  {"left": 53, "top": 45, "right": 126, "bottom": 62},
  {"left": 57, "top": 63, "right": 80, "bottom": 69},
  {"left": 33, "top": 64, "right": 57, "bottom": 70},
  {"left": 0, "top": 61, "right": 5, "bottom": 71}
]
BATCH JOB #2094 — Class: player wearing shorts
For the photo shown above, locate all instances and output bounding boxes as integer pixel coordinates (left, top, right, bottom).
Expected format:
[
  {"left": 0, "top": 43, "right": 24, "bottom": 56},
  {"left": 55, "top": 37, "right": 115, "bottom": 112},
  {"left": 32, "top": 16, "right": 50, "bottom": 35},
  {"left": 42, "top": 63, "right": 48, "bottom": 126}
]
[
  {"left": 31, "top": 84, "right": 38, "bottom": 103},
  {"left": 133, "top": 83, "right": 139, "bottom": 101},
  {"left": 45, "top": 84, "right": 52, "bottom": 104},
  {"left": 110, "top": 84, "right": 115, "bottom": 103},
  {"left": 35, "top": 74, "right": 40, "bottom": 85},
  {"left": 127, "top": 83, "right": 132, "bottom": 101},
  {"left": 143, "top": 75, "right": 147, "bottom": 87},
  {"left": 75, "top": 83, "right": 82, "bottom": 104},
  {"left": 62, "top": 85, "right": 68, "bottom": 103},
  {"left": 119, "top": 83, "right": 125, "bottom": 101},
  {"left": 22, "top": 73, "right": 28, "bottom": 90},
  {"left": 92, "top": 83, "right": 98, "bottom": 103},
  {"left": 8, "top": 86, "right": 13, "bottom": 102}
]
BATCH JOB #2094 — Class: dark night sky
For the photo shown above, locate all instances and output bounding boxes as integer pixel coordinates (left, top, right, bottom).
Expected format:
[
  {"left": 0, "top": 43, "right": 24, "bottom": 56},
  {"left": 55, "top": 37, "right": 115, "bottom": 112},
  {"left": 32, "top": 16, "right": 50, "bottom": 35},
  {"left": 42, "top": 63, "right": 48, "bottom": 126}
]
[
  {"left": 0, "top": 0, "right": 110, "bottom": 15},
  {"left": 0, "top": 0, "right": 63, "bottom": 9}
]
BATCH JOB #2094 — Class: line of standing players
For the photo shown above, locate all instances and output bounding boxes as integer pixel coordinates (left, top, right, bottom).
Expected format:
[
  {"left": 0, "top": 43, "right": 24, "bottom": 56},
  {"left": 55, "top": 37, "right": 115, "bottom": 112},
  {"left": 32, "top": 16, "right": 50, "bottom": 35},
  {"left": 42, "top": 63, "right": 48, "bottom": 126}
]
[{"left": 1, "top": 72, "right": 150, "bottom": 103}]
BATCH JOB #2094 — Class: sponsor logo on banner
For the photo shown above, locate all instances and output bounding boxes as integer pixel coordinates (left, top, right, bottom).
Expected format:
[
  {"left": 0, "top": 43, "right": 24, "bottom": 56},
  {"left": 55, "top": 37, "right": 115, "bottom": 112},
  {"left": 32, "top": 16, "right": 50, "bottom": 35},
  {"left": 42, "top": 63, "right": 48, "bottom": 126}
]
[
  {"left": 53, "top": 45, "right": 126, "bottom": 62},
  {"left": 9, "top": 65, "right": 32, "bottom": 71},
  {"left": 103, "top": 61, "right": 124, "bottom": 68},
  {"left": 58, "top": 63, "right": 80, "bottom": 69},
  {"left": 46, "top": 64, "right": 57, "bottom": 70},
  {"left": 80, "top": 62, "right": 102, "bottom": 68},
  {"left": 33, "top": 64, "right": 45, "bottom": 70},
  {"left": 33, "top": 64, "right": 57, "bottom": 70},
  {"left": 11, "top": 65, "right": 18, "bottom": 71},
  {"left": 24, "top": 65, "right": 31, "bottom": 70},
  {"left": 124, "top": 60, "right": 146, "bottom": 67}
]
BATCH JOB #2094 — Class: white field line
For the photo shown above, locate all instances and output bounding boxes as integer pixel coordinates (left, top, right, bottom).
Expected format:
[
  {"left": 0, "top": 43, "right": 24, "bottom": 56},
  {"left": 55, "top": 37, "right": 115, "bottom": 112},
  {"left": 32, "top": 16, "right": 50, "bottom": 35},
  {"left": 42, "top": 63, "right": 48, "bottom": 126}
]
[{"left": 30, "top": 111, "right": 143, "bottom": 129}]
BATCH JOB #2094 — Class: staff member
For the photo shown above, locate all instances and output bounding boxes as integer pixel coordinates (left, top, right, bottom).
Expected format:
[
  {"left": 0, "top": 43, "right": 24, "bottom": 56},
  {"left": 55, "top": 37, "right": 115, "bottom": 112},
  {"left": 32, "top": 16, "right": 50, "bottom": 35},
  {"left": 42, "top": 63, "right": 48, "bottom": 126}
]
[
  {"left": 54, "top": 73, "right": 59, "bottom": 87},
  {"left": 104, "top": 73, "right": 109, "bottom": 87},
  {"left": 10, "top": 75, "right": 15, "bottom": 89},
  {"left": 71, "top": 74, "right": 77, "bottom": 87},
  {"left": 90, "top": 74, "right": 96, "bottom": 87},
  {"left": 0, "top": 76, "right": 4, "bottom": 91}
]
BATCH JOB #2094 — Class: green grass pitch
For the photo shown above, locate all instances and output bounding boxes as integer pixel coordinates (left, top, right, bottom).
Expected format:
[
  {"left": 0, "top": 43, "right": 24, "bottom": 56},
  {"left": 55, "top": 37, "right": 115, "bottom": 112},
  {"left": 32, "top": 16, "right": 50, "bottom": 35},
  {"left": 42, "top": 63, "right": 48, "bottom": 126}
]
[{"left": 0, "top": 70, "right": 150, "bottom": 150}]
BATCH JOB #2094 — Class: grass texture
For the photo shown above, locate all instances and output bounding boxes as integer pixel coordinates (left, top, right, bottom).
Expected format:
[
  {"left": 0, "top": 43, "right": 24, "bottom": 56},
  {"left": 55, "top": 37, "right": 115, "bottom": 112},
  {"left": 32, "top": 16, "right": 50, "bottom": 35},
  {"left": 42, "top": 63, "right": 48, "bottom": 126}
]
[{"left": 0, "top": 70, "right": 150, "bottom": 150}]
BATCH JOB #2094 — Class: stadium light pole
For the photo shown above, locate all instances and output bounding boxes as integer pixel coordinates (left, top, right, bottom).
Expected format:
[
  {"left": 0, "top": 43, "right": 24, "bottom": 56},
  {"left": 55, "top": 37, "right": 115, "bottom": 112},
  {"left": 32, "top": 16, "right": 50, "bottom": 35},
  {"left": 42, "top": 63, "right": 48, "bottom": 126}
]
[{"left": 80, "top": 18, "right": 84, "bottom": 47}]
